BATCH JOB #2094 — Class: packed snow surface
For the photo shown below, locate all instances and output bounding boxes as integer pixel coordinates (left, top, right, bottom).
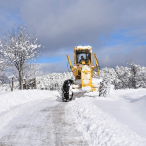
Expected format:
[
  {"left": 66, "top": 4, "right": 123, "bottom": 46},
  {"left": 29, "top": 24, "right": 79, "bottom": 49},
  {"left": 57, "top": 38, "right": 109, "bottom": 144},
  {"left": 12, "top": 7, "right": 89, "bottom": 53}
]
[
  {"left": 0, "top": 88, "right": 146, "bottom": 145},
  {"left": 0, "top": 90, "right": 60, "bottom": 112}
]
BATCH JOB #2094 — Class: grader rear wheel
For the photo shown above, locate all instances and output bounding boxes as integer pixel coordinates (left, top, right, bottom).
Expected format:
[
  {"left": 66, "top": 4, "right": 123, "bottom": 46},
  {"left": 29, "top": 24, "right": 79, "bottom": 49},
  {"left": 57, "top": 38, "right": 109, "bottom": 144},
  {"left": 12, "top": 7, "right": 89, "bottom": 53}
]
[
  {"left": 99, "top": 79, "right": 107, "bottom": 97},
  {"left": 62, "top": 79, "right": 74, "bottom": 102}
]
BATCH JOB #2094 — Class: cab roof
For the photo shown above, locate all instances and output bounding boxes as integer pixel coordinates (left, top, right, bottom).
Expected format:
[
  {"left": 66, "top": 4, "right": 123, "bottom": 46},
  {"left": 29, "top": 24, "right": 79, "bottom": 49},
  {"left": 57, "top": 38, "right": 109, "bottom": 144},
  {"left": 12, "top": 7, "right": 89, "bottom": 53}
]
[{"left": 74, "top": 45, "right": 92, "bottom": 52}]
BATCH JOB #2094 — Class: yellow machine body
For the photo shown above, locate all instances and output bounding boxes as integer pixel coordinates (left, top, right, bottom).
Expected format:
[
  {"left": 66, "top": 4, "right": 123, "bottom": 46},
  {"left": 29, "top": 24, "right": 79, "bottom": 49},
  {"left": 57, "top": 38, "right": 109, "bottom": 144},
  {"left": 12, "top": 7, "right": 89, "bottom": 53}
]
[{"left": 67, "top": 46, "right": 100, "bottom": 92}]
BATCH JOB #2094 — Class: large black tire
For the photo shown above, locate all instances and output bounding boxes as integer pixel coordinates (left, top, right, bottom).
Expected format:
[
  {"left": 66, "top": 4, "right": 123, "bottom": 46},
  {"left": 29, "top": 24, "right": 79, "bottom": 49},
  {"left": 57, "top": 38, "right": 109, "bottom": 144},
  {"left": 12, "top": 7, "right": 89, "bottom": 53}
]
[{"left": 62, "top": 79, "right": 74, "bottom": 102}]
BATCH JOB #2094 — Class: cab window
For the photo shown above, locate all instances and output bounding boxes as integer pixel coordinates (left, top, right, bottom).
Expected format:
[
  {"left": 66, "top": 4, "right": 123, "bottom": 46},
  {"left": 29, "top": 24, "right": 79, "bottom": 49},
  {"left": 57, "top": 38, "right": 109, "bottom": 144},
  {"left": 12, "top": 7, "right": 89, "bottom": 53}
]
[{"left": 76, "top": 50, "right": 91, "bottom": 65}]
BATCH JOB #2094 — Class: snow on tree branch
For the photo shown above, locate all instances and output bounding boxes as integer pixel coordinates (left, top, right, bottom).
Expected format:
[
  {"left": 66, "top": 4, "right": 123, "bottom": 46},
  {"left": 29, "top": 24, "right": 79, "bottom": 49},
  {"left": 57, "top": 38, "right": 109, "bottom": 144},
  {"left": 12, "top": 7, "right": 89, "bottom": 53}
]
[{"left": 0, "top": 26, "right": 41, "bottom": 89}]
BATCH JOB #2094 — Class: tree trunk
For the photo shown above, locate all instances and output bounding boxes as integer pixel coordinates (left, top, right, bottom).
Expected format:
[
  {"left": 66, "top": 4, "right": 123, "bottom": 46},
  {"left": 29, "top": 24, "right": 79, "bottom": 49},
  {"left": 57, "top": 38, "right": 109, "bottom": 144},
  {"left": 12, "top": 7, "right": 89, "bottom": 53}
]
[
  {"left": 19, "top": 70, "right": 22, "bottom": 90},
  {"left": 133, "top": 72, "right": 136, "bottom": 89},
  {"left": 34, "top": 78, "right": 37, "bottom": 89},
  {"left": 133, "top": 80, "right": 136, "bottom": 89},
  {"left": 23, "top": 79, "right": 26, "bottom": 89},
  {"left": 11, "top": 77, "right": 14, "bottom": 91}
]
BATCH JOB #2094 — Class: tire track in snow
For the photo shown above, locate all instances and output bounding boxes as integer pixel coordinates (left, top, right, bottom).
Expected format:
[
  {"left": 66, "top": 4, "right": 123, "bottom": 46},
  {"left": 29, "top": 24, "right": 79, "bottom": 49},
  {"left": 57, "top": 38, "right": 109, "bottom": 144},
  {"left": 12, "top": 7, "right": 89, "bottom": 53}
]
[
  {"left": 50, "top": 103, "right": 88, "bottom": 146},
  {"left": 0, "top": 100, "right": 88, "bottom": 146}
]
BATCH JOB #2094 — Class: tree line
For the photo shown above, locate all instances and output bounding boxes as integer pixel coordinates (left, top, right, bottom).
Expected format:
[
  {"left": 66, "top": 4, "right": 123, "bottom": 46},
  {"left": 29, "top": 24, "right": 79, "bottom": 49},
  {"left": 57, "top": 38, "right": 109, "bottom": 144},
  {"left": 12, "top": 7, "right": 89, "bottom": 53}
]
[{"left": 97, "top": 62, "right": 146, "bottom": 89}]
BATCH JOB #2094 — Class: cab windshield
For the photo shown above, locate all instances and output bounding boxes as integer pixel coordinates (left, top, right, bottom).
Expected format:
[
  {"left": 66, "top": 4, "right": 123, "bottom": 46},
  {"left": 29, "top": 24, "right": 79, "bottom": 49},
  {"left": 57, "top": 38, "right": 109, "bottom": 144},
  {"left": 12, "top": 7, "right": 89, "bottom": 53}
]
[{"left": 76, "top": 50, "right": 91, "bottom": 64}]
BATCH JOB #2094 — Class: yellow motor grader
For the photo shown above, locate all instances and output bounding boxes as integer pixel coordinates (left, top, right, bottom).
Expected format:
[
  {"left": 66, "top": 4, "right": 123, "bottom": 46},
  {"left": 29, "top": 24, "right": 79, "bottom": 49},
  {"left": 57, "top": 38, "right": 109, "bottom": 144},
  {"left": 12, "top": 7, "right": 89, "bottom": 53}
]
[{"left": 62, "top": 45, "right": 103, "bottom": 102}]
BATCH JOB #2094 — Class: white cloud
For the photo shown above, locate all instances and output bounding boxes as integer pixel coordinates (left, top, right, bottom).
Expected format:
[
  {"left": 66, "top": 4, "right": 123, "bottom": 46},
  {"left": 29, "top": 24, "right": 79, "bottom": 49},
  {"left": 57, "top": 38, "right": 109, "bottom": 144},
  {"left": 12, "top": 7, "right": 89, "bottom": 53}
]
[
  {"left": 96, "top": 44, "right": 146, "bottom": 68},
  {"left": 1, "top": 0, "right": 146, "bottom": 72}
]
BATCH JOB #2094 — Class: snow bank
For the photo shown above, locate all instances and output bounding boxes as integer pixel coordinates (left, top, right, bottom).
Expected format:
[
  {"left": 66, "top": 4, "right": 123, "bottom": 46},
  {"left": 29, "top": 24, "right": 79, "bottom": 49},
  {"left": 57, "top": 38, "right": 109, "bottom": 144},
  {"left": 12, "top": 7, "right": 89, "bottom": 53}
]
[
  {"left": 89, "top": 88, "right": 146, "bottom": 138},
  {"left": 122, "top": 89, "right": 146, "bottom": 102},
  {"left": 67, "top": 98, "right": 146, "bottom": 146},
  {"left": 0, "top": 90, "right": 59, "bottom": 112}
]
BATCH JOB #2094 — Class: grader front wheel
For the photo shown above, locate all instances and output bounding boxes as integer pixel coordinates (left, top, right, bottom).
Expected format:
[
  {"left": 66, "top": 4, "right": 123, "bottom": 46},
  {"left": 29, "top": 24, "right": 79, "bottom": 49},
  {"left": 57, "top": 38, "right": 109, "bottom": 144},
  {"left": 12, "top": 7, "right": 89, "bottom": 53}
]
[{"left": 62, "top": 79, "right": 74, "bottom": 102}]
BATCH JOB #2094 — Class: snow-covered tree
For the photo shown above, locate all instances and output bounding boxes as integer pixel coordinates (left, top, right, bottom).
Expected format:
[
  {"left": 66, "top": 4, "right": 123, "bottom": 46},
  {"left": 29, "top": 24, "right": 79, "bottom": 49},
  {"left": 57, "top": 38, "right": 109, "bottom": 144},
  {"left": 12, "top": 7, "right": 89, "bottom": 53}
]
[
  {"left": 0, "top": 27, "right": 41, "bottom": 89},
  {"left": 36, "top": 72, "right": 74, "bottom": 90},
  {"left": 0, "top": 72, "right": 8, "bottom": 85},
  {"left": 22, "top": 64, "right": 38, "bottom": 79},
  {"left": 134, "top": 66, "right": 146, "bottom": 88},
  {"left": 0, "top": 57, "right": 3, "bottom": 71},
  {"left": 0, "top": 55, "right": 7, "bottom": 72},
  {"left": 115, "top": 62, "right": 146, "bottom": 89},
  {"left": 99, "top": 67, "right": 118, "bottom": 84},
  {"left": 115, "top": 66, "right": 130, "bottom": 89},
  {"left": 128, "top": 62, "right": 141, "bottom": 89}
]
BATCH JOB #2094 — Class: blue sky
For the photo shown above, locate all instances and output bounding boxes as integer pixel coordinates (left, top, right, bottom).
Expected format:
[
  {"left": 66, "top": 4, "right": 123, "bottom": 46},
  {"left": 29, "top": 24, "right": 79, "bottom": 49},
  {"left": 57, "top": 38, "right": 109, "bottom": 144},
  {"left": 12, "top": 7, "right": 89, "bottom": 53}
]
[
  {"left": 35, "top": 56, "right": 63, "bottom": 63},
  {"left": 1, "top": 0, "right": 146, "bottom": 74}
]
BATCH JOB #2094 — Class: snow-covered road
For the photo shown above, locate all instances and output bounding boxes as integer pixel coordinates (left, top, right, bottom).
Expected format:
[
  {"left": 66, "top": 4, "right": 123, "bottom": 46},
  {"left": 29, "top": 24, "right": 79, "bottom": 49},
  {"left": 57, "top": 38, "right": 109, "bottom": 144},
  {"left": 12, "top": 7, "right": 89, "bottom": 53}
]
[
  {"left": 0, "top": 99, "right": 88, "bottom": 146},
  {"left": 0, "top": 89, "right": 146, "bottom": 146},
  {"left": 0, "top": 91, "right": 88, "bottom": 146}
]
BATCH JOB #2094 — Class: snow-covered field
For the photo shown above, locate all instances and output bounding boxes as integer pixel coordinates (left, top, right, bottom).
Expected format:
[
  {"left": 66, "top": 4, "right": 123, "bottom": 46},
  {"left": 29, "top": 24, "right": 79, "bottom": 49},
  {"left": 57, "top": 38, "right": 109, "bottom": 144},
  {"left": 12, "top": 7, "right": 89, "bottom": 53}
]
[{"left": 0, "top": 88, "right": 146, "bottom": 146}]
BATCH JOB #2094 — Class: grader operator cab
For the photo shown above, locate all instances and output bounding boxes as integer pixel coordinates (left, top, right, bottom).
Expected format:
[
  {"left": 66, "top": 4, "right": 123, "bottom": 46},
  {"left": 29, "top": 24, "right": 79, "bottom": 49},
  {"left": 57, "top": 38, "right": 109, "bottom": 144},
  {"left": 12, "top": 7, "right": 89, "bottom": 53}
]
[{"left": 62, "top": 46, "right": 102, "bottom": 102}]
